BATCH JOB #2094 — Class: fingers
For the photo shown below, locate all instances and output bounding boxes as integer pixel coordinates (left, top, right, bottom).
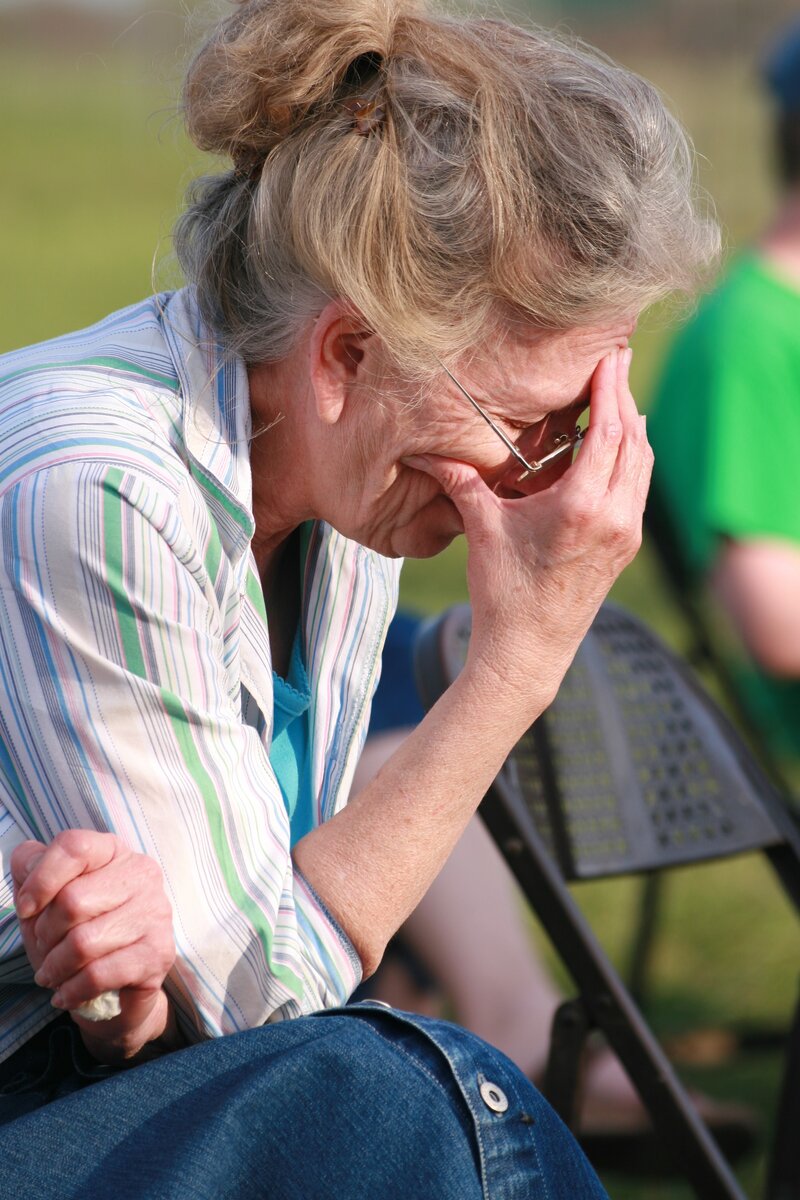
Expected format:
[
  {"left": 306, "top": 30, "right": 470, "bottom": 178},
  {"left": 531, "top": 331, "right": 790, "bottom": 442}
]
[
  {"left": 11, "top": 841, "right": 47, "bottom": 880},
  {"left": 569, "top": 349, "right": 624, "bottom": 494},
  {"left": 33, "top": 865, "right": 173, "bottom": 993},
  {"left": 570, "top": 348, "right": 651, "bottom": 508},
  {"left": 10, "top": 842, "right": 49, "bottom": 976},
  {"left": 13, "top": 830, "right": 119, "bottom": 920},
  {"left": 31, "top": 854, "right": 143, "bottom": 949},
  {"left": 633, "top": 414, "right": 655, "bottom": 508},
  {"left": 607, "top": 349, "right": 652, "bottom": 495},
  {"left": 10, "top": 841, "right": 47, "bottom": 892},
  {"left": 11, "top": 831, "right": 175, "bottom": 1048},
  {"left": 615, "top": 345, "right": 640, "bottom": 424},
  {"left": 401, "top": 454, "right": 498, "bottom": 539},
  {"left": 49, "top": 942, "right": 173, "bottom": 1013},
  {"left": 401, "top": 454, "right": 487, "bottom": 500}
]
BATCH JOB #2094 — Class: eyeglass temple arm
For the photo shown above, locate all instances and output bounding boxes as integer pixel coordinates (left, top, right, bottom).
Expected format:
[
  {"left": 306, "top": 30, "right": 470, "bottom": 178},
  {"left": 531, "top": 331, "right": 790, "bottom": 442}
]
[
  {"left": 436, "top": 359, "right": 536, "bottom": 473},
  {"left": 436, "top": 358, "right": 584, "bottom": 479}
]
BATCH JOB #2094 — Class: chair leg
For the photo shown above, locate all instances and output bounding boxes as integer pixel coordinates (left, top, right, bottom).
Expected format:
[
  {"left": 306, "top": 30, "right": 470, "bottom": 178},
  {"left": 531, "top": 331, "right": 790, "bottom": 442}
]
[
  {"left": 627, "top": 872, "right": 662, "bottom": 1008},
  {"left": 766, "top": 982, "right": 800, "bottom": 1200},
  {"left": 542, "top": 997, "right": 590, "bottom": 1129},
  {"left": 485, "top": 801, "right": 748, "bottom": 1200}
]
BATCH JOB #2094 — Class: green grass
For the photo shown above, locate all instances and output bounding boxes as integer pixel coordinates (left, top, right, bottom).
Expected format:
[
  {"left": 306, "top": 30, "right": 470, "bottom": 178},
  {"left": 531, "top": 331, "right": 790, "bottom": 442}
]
[
  {"left": 0, "top": 50, "right": 202, "bottom": 352},
  {"left": 2, "top": 38, "right": 798, "bottom": 1199}
]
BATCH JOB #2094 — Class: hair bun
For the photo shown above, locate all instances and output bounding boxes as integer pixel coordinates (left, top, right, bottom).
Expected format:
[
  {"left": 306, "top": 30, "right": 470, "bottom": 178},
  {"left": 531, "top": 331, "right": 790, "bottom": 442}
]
[{"left": 184, "top": 0, "right": 415, "bottom": 165}]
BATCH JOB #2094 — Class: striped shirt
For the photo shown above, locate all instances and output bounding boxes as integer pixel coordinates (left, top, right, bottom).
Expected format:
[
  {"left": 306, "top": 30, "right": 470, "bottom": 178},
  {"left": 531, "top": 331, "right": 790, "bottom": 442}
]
[{"left": 0, "top": 290, "right": 401, "bottom": 1063}]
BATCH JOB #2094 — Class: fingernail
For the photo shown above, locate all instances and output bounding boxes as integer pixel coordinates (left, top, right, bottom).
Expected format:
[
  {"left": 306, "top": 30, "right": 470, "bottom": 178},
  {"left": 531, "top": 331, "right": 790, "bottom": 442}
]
[
  {"left": 16, "top": 895, "right": 36, "bottom": 919},
  {"left": 625, "top": 348, "right": 633, "bottom": 366},
  {"left": 51, "top": 991, "right": 65, "bottom": 1009},
  {"left": 34, "top": 968, "right": 50, "bottom": 989}
]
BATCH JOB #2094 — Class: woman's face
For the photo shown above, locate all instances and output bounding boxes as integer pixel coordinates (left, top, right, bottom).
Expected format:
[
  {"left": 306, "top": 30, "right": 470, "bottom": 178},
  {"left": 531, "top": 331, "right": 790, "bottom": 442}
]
[{"left": 327, "top": 319, "right": 636, "bottom": 559}]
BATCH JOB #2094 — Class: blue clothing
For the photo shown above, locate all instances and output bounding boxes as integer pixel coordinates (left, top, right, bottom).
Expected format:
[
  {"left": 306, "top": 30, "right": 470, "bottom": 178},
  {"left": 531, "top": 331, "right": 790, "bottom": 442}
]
[
  {"left": 0, "top": 1004, "right": 609, "bottom": 1199},
  {"left": 369, "top": 610, "right": 426, "bottom": 733},
  {"left": 0, "top": 290, "right": 401, "bottom": 1059},
  {"left": 0, "top": 306, "right": 610, "bottom": 1198},
  {"left": 270, "top": 628, "right": 314, "bottom": 846}
]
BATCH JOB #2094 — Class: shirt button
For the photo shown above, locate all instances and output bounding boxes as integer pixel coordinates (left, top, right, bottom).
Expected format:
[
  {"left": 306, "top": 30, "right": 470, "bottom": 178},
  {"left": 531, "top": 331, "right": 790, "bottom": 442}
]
[{"left": 479, "top": 1079, "right": 509, "bottom": 1114}]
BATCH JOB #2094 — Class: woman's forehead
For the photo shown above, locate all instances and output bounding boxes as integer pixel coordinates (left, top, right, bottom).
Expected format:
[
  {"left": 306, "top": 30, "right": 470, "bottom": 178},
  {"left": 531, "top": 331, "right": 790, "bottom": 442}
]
[{"left": 464, "top": 319, "right": 634, "bottom": 411}]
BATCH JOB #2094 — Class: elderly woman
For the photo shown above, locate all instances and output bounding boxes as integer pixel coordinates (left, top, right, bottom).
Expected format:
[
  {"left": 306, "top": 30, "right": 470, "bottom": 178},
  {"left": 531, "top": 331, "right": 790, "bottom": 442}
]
[{"left": 0, "top": 0, "right": 715, "bottom": 1195}]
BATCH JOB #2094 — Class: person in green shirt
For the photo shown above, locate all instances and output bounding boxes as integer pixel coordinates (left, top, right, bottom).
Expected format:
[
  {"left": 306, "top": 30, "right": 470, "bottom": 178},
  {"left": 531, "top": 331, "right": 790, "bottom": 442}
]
[{"left": 649, "top": 21, "right": 800, "bottom": 761}]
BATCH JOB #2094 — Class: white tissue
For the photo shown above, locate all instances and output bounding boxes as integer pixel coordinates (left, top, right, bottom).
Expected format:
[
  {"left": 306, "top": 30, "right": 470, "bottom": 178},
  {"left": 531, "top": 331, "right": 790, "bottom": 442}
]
[{"left": 73, "top": 990, "right": 122, "bottom": 1022}]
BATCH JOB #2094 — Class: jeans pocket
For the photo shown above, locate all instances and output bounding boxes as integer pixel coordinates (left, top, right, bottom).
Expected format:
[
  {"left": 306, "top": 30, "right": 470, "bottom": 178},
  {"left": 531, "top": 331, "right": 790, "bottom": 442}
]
[
  {"left": 0, "top": 1069, "right": 41, "bottom": 1097},
  {"left": 0, "top": 1016, "right": 116, "bottom": 1110}
]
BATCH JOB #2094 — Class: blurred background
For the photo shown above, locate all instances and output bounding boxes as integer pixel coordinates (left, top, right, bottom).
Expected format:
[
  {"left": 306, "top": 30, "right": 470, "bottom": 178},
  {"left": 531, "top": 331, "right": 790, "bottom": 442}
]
[{"left": 1, "top": 1, "right": 798, "bottom": 1195}]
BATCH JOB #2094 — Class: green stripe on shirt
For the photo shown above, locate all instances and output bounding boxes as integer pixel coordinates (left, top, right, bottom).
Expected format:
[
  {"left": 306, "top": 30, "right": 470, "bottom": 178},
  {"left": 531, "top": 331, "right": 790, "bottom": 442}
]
[
  {"left": 102, "top": 469, "right": 147, "bottom": 678},
  {"left": 0, "top": 356, "right": 180, "bottom": 391},
  {"left": 159, "top": 688, "right": 303, "bottom": 998}
]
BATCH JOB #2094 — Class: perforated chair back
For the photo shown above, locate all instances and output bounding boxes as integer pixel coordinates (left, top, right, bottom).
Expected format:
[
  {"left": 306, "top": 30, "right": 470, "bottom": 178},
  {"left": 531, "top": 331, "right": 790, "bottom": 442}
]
[
  {"left": 414, "top": 600, "right": 800, "bottom": 1200},
  {"left": 415, "top": 601, "right": 797, "bottom": 882},
  {"left": 644, "top": 480, "right": 796, "bottom": 797}
]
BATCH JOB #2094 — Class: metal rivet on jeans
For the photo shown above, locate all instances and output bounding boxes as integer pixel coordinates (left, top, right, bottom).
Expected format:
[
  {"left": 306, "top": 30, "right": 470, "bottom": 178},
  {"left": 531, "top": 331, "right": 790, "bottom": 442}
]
[{"left": 479, "top": 1080, "right": 509, "bottom": 1114}]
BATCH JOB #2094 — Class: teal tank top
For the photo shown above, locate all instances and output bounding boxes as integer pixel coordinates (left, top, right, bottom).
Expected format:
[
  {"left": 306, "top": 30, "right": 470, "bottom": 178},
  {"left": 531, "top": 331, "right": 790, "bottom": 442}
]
[{"left": 270, "top": 628, "right": 314, "bottom": 846}]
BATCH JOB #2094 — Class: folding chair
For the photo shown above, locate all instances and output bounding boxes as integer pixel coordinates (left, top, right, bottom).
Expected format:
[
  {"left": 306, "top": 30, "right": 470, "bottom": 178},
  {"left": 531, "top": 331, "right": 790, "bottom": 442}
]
[{"left": 414, "top": 601, "right": 800, "bottom": 1200}]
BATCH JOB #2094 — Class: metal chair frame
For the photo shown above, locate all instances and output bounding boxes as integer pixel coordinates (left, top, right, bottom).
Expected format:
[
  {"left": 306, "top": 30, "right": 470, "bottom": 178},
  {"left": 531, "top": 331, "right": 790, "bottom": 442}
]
[
  {"left": 629, "top": 485, "right": 799, "bottom": 1019},
  {"left": 414, "top": 602, "right": 800, "bottom": 1200}
]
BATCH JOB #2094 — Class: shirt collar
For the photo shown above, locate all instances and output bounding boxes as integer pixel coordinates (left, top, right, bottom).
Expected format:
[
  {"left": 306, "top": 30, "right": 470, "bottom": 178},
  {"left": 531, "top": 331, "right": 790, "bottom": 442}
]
[{"left": 159, "top": 288, "right": 256, "bottom": 560}]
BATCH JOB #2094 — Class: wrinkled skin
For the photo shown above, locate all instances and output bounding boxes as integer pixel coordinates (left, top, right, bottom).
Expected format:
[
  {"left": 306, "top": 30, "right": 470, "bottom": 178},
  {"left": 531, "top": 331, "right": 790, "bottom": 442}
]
[
  {"left": 11, "top": 831, "right": 176, "bottom": 1060},
  {"left": 10, "top": 314, "right": 651, "bottom": 1059}
]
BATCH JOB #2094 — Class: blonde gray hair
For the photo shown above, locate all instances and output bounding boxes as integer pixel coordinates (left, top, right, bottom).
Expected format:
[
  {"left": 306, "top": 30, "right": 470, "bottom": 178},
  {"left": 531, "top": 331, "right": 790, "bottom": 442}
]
[{"left": 175, "top": 0, "right": 718, "bottom": 369}]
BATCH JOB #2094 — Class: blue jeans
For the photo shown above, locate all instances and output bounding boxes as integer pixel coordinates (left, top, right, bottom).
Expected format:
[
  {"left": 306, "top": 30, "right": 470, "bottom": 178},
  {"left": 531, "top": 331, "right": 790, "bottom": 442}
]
[{"left": 0, "top": 1002, "right": 608, "bottom": 1199}]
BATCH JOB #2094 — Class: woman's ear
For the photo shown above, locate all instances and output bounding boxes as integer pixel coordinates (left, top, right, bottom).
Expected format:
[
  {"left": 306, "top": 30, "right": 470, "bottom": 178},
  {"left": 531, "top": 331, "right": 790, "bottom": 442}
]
[{"left": 309, "top": 301, "right": 374, "bottom": 425}]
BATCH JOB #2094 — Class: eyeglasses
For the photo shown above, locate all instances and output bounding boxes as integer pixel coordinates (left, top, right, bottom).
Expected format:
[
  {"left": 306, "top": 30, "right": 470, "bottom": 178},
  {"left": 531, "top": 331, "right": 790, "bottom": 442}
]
[{"left": 437, "top": 359, "right": 585, "bottom": 484}]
